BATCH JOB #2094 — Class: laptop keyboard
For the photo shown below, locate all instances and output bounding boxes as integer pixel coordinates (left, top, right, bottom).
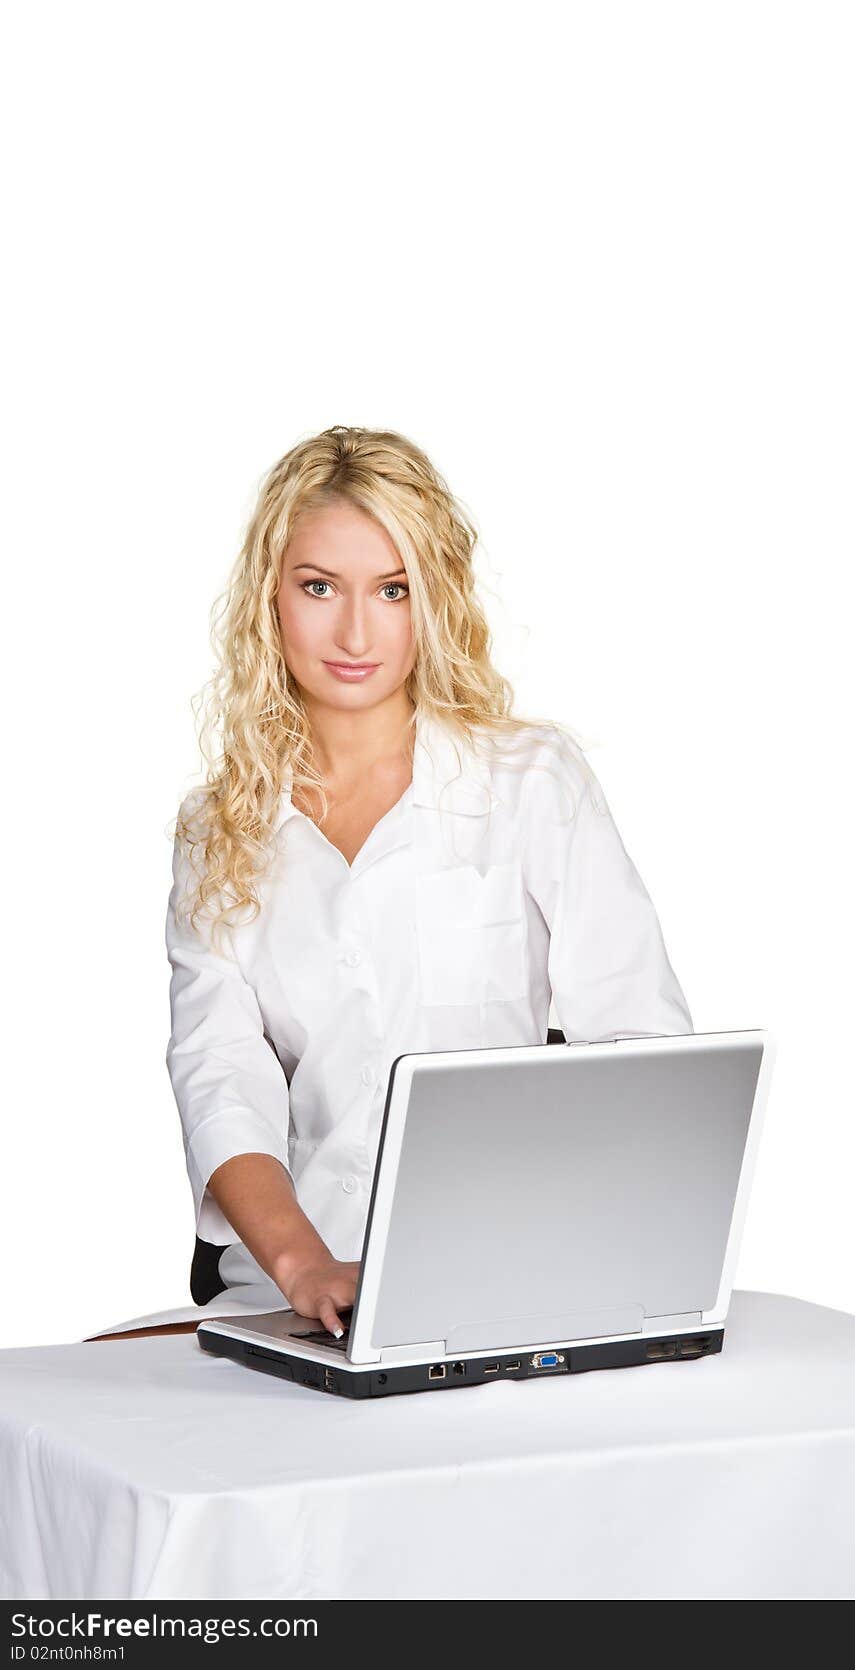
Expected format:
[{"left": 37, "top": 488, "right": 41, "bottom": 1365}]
[
  {"left": 297, "top": 1311, "right": 353, "bottom": 1352},
  {"left": 298, "top": 1329, "right": 349, "bottom": 1352}
]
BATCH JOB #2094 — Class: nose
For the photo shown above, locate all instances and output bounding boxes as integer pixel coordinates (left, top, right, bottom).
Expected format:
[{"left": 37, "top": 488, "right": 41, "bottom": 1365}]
[{"left": 333, "top": 595, "right": 373, "bottom": 659}]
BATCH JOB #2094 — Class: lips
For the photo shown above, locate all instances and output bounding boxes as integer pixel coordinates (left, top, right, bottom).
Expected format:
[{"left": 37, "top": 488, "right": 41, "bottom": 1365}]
[{"left": 322, "top": 661, "right": 380, "bottom": 681}]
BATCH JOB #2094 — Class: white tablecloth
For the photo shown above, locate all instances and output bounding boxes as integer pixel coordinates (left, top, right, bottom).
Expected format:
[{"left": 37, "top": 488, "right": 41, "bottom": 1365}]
[{"left": 1, "top": 1290, "right": 853, "bottom": 1600}]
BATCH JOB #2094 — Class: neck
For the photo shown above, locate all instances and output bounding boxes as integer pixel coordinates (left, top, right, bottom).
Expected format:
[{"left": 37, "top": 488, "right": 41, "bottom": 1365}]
[{"left": 302, "top": 690, "right": 416, "bottom": 781}]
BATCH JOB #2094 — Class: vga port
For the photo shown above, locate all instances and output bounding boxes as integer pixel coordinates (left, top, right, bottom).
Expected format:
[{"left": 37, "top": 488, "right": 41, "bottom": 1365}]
[{"left": 531, "top": 1351, "right": 565, "bottom": 1369}]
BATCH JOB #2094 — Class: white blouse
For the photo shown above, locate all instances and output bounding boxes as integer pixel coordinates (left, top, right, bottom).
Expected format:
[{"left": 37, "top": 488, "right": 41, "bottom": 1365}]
[{"left": 165, "top": 708, "right": 693, "bottom": 1288}]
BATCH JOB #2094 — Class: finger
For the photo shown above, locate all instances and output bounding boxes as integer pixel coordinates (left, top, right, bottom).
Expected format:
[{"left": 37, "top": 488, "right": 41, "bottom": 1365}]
[{"left": 318, "top": 1297, "right": 344, "bottom": 1338}]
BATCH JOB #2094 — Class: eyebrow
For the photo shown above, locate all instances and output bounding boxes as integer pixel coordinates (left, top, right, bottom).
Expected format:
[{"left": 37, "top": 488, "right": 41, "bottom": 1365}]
[{"left": 291, "top": 563, "right": 408, "bottom": 582}]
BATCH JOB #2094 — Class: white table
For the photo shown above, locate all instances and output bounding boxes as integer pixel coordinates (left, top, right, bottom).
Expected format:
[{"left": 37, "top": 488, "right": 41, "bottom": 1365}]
[{"left": 1, "top": 1290, "right": 853, "bottom": 1600}]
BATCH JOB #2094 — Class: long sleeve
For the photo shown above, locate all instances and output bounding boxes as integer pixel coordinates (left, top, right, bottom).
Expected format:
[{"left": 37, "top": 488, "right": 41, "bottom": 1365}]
[
  {"left": 164, "top": 794, "right": 293, "bottom": 1244},
  {"left": 522, "top": 737, "right": 693, "bottom": 1043}
]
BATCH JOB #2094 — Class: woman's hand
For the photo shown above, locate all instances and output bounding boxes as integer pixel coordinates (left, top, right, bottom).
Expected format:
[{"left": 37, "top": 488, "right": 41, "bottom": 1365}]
[
  {"left": 207, "top": 1157, "right": 360, "bottom": 1335},
  {"left": 275, "top": 1253, "right": 361, "bottom": 1337}
]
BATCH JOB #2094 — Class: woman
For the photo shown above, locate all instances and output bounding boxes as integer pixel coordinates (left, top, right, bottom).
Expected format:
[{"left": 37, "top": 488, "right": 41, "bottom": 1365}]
[{"left": 165, "top": 425, "right": 692, "bottom": 1341}]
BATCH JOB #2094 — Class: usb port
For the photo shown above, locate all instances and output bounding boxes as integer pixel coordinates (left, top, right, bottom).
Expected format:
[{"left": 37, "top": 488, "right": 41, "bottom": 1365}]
[
  {"left": 505, "top": 1360, "right": 520, "bottom": 1371},
  {"left": 678, "top": 1336, "right": 711, "bottom": 1357},
  {"left": 483, "top": 1362, "right": 500, "bottom": 1374}
]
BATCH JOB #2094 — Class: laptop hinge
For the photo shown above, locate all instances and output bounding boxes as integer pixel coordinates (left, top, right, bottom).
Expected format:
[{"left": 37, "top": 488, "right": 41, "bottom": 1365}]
[
  {"left": 379, "top": 1339, "right": 445, "bottom": 1364},
  {"left": 642, "top": 1311, "right": 703, "bottom": 1334}
]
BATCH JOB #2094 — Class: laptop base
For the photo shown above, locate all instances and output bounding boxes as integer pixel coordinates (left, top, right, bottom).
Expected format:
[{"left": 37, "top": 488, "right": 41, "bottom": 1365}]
[{"left": 197, "top": 1325, "right": 724, "bottom": 1399}]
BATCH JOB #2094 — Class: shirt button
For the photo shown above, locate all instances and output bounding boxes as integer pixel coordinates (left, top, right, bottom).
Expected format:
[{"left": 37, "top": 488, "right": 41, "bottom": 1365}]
[
  {"left": 341, "top": 1175, "right": 358, "bottom": 1194},
  {"left": 360, "top": 1065, "right": 373, "bottom": 1085},
  {"left": 345, "top": 950, "right": 361, "bottom": 967}
]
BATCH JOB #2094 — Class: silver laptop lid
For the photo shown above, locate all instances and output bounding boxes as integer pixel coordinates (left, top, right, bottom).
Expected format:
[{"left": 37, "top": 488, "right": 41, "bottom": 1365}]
[{"left": 348, "top": 1030, "right": 774, "bottom": 1364}]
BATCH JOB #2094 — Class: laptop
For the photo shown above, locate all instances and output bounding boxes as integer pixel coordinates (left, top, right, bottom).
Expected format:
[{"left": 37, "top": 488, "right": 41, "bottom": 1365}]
[{"left": 196, "top": 1028, "right": 775, "bottom": 1397}]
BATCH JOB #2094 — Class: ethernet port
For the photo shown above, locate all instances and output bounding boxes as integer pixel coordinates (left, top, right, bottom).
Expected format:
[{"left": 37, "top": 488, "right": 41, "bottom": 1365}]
[{"left": 428, "top": 1364, "right": 446, "bottom": 1381}]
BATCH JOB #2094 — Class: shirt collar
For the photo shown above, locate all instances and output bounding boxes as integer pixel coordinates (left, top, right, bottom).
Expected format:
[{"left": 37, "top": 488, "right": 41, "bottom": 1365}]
[
  {"left": 272, "top": 706, "right": 497, "bottom": 834},
  {"left": 410, "top": 707, "right": 497, "bottom": 815}
]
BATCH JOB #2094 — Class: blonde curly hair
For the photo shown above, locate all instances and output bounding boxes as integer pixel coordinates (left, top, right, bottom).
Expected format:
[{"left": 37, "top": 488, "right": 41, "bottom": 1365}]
[{"left": 170, "top": 425, "right": 589, "bottom": 950}]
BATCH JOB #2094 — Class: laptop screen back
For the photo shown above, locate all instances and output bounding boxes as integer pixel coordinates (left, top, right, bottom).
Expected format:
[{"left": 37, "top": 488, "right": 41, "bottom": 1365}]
[{"left": 364, "top": 1035, "right": 765, "bottom": 1352}]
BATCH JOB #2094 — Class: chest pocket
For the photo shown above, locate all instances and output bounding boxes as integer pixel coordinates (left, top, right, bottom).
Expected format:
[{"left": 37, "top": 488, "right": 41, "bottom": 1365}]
[{"left": 415, "top": 861, "right": 529, "bottom": 1006}]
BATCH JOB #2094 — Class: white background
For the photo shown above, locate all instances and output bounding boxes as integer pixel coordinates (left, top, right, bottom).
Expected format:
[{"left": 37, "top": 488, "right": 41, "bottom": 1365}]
[{"left": 2, "top": 2, "right": 852, "bottom": 1348}]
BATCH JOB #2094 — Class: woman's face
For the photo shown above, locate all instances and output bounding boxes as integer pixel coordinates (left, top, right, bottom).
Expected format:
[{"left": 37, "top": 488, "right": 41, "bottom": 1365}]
[{"left": 277, "top": 498, "right": 416, "bottom": 712}]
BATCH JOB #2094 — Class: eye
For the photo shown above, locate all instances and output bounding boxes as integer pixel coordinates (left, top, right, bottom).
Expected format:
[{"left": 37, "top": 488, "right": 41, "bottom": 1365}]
[{"left": 301, "top": 579, "right": 409, "bottom": 601}]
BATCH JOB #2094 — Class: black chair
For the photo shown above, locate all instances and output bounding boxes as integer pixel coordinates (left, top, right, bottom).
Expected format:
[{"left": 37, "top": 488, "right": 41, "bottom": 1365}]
[
  {"left": 190, "top": 1026, "right": 569, "bottom": 1304},
  {"left": 190, "top": 1236, "right": 230, "bottom": 1305}
]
